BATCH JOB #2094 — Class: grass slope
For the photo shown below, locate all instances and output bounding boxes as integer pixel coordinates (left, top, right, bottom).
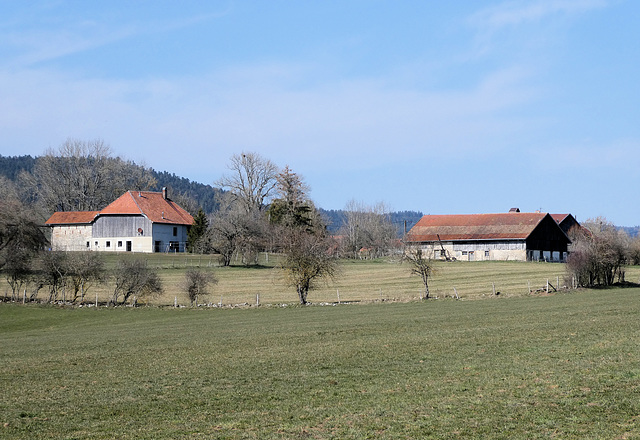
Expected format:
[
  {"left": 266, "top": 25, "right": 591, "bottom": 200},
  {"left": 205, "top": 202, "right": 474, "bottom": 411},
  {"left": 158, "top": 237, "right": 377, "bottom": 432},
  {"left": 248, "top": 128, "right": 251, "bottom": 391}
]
[{"left": 2, "top": 288, "right": 640, "bottom": 439}]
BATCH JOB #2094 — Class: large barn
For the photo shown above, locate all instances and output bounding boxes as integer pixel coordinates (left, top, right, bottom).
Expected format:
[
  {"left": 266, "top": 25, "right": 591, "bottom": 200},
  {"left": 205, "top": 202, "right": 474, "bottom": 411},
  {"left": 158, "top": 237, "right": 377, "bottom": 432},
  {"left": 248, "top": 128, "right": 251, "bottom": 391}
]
[
  {"left": 45, "top": 189, "right": 194, "bottom": 253},
  {"left": 405, "top": 211, "right": 572, "bottom": 262}
]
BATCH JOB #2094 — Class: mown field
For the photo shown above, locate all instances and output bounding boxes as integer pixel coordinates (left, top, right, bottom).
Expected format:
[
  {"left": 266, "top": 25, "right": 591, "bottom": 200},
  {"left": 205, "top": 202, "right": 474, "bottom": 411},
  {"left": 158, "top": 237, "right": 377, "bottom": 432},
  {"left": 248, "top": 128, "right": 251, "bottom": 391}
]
[
  {"left": 7, "top": 253, "right": 637, "bottom": 306},
  {"left": 1, "top": 286, "right": 640, "bottom": 439}
]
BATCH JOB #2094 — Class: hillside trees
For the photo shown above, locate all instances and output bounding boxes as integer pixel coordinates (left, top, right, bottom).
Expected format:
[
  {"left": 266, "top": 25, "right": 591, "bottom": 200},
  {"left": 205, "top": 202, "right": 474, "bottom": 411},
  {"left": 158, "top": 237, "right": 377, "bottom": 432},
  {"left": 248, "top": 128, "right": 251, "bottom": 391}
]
[{"left": 22, "top": 138, "right": 156, "bottom": 213}]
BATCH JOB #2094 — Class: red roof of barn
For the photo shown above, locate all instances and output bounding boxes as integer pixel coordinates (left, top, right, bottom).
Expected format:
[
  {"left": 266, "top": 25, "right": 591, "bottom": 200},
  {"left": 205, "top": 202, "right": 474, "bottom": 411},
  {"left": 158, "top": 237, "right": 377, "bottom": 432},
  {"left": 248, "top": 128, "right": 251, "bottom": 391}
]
[
  {"left": 45, "top": 191, "right": 194, "bottom": 226},
  {"left": 405, "top": 213, "right": 550, "bottom": 242},
  {"left": 45, "top": 211, "right": 99, "bottom": 225},
  {"left": 100, "top": 191, "right": 194, "bottom": 225}
]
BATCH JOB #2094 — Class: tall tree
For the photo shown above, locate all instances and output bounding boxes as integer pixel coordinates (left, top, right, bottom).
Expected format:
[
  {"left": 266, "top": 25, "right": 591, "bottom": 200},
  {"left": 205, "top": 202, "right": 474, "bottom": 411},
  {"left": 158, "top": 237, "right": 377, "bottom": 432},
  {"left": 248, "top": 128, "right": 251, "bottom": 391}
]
[
  {"left": 24, "top": 138, "right": 156, "bottom": 213},
  {"left": 216, "top": 152, "right": 278, "bottom": 214},
  {"left": 187, "top": 208, "right": 208, "bottom": 253},
  {"left": 271, "top": 166, "right": 339, "bottom": 304}
]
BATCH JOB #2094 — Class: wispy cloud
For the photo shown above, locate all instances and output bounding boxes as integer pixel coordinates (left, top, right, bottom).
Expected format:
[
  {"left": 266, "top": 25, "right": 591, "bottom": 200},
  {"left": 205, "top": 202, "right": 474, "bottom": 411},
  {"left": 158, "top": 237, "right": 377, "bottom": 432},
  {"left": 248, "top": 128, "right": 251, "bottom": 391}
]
[{"left": 470, "top": 0, "right": 608, "bottom": 30}]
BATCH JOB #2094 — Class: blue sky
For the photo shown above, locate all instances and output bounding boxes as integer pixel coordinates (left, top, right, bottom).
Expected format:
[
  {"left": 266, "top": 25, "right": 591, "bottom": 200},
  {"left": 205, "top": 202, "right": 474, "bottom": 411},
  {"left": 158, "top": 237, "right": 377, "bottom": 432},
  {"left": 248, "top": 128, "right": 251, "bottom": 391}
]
[{"left": 1, "top": 1, "right": 638, "bottom": 226}]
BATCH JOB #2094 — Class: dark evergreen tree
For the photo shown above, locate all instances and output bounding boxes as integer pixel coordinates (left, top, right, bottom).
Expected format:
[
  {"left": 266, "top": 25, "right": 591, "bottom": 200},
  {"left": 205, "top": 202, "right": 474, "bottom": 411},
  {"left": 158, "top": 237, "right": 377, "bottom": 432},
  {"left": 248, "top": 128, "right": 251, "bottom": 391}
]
[{"left": 187, "top": 209, "right": 209, "bottom": 253}]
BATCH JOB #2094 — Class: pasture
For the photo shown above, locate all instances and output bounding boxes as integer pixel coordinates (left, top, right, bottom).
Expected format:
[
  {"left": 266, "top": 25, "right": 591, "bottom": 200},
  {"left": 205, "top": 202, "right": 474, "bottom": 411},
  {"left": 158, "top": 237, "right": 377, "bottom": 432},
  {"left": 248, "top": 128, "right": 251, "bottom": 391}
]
[
  {"left": 1, "top": 286, "right": 640, "bottom": 439},
  {"left": 6, "top": 252, "right": 630, "bottom": 306}
]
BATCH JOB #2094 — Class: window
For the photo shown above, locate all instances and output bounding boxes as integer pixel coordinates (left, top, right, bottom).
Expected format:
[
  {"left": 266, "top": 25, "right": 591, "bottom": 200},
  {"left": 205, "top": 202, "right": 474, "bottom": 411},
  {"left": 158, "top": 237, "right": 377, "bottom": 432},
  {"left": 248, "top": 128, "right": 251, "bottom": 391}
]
[
  {"left": 485, "top": 251, "right": 490, "bottom": 258},
  {"left": 94, "top": 241, "right": 98, "bottom": 247},
  {"left": 86, "top": 241, "right": 90, "bottom": 248},
  {"left": 118, "top": 241, "right": 122, "bottom": 247},
  {"left": 106, "top": 241, "right": 111, "bottom": 248},
  {"left": 462, "top": 251, "right": 468, "bottom": 256},
  {"left": 173, "top": 227, "right": 178, "bottom": 237}
]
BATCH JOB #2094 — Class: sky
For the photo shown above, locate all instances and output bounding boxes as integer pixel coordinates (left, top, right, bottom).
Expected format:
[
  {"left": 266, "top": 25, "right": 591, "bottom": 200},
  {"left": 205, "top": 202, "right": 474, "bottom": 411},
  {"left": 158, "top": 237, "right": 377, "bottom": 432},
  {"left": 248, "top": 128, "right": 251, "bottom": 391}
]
[{"left": 1, "top": 0, "right": 639, "bottom": 226}]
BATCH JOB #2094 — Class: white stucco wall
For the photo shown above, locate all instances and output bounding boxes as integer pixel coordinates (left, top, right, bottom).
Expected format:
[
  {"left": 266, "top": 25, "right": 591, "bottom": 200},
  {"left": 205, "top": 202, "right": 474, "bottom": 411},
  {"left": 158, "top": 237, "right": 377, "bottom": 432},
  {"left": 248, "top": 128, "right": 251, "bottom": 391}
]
[{"left": 50, "top": 225, "right": 93, "bottom": 251}]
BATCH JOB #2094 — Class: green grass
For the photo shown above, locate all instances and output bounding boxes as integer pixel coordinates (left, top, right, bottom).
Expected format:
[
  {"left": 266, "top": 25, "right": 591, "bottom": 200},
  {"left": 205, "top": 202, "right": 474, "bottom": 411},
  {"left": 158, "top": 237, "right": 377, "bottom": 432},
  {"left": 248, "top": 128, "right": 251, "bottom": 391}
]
[
  {"left": 2, "top": 288, "right": 640, "bottom": 439},
  {"left": 10, "top": 252, "right": 634, "bottom": 307}
]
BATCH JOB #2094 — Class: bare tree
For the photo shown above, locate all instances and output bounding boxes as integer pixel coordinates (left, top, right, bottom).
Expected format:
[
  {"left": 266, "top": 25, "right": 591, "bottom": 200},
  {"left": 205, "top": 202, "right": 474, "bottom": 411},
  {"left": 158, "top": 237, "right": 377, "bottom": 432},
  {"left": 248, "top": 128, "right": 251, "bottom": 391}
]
[
  {"left": 567, "top": 217, "right": 628, "bottom": 287},
  {"left": 25, "top": 138, "right": 156, "bottom": 213},
  {"left": 67, "top": 252, "right": 106, "bottom": 303},
  {"left": 340, "top": 200, "right": 397, "bottom": 259},
  {"left": 216, "top": 152, "right": 278, "bottom": 214},
  {"left": 404, "top": 248, "right": 436, "bottom": 299},
  {"left": 110, "top": 258, "right": 163, "bottom": 306},
  {"left": 37, "top": 251, "right": 69, "bottom": 303},
  {"left": 280, "top": 228, "right": 339, "bottom": 305},
  {"left": 181, "top": 269, "right": 217, "bottom": 306}
]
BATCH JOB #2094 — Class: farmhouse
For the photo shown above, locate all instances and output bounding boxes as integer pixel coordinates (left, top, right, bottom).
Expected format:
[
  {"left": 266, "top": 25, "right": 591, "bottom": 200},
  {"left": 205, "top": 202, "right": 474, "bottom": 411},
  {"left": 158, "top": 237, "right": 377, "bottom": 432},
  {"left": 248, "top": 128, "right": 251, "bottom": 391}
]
[
  {"left": 405, "top": 211, "right": 572, "bottom": 262},
  {"left": 45, "top": 188, "right": 194, "bottom": 253}
]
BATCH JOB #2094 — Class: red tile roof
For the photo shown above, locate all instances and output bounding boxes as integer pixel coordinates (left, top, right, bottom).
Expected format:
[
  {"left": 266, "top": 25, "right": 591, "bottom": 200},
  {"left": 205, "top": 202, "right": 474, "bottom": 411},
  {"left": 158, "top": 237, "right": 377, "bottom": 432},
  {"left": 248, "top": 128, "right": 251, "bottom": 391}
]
[
  {"left": 45, "top": 191, "right": 194, "bottom": 226},
  {"left": 406, "top": 213, "right": 549, "bottom": 242},
  {"left": 100, "top": 191, "right": 194, "bottom": 225},
  {"left": 45, "top": 211, "right": 99, "bottom": 225}
]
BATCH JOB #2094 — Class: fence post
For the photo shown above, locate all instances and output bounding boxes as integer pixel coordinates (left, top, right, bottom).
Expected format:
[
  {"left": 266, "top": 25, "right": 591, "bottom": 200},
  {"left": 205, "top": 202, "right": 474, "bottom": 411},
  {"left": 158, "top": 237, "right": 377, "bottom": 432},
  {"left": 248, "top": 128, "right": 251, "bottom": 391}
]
[{"left": 337, "top": 289, "right": 341, "bottom": 304}]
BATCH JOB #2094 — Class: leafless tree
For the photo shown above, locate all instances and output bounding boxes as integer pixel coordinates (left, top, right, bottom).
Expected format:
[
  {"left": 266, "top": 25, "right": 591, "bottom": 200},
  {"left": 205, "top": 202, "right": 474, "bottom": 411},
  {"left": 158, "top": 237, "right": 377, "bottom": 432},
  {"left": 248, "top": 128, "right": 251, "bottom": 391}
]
[
  {"left": 567, "top": 217, "right": 628, "bottom": 287},
  {"left": 339, "top": 200, "right": 397, "bottom": 259},
  {"left": 279, "top": 228, "right": 339, "bottom": 305},
  {"left": 24, "top": 138, "right": 156, "bottom": 213},
  {"left": 216, "top": 152, "right": 279, "bottom": 214},
  {"left": 181, "top": 269, "right": 217, "bottom": 306},
  {"left": 67, "top": 252, "right": 106, "bottom": 303},
  {"left": 110, "top": 258, "right": 163, "bottom": 306},
  {"left": 37, "top": 251, "right": 69, "bottom": 303},
  {"left": 404, "top": 248, "right": 436, "bottom": 299}
]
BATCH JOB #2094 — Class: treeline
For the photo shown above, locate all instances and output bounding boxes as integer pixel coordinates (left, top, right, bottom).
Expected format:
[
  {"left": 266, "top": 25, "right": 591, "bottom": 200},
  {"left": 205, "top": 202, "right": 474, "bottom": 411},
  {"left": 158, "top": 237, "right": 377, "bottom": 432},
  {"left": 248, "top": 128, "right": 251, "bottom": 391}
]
[{"left": 0, "top": 152, "right": 424, "bottom": 234}]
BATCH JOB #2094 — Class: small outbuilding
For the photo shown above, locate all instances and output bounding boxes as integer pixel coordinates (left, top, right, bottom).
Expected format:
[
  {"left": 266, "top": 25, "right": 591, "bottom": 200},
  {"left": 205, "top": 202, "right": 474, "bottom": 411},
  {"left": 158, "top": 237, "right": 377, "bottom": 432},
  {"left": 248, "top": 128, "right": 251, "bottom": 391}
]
[{"left": 405, "top": 211, "right": 571, "bottom": 262}]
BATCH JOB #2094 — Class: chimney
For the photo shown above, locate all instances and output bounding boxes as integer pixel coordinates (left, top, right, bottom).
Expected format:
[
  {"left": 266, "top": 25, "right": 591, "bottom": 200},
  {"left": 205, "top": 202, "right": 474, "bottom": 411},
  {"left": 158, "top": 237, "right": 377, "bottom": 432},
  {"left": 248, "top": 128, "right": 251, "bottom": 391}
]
[{"left": 162, "top": 187, "right": 167, "bottom": 200}]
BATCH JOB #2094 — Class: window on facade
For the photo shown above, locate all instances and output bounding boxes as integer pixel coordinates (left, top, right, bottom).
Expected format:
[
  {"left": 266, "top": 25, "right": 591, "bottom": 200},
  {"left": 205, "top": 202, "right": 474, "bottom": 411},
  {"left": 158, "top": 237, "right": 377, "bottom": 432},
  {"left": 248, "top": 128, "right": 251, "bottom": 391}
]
[
  {"left": 86, "top": 241, "right": 90, "bottom": 248},
  {"left": 118, "top": 241, "right": 122, "bottom": 247},
  {"left": 485, "top": 251, "right": 490, "bottom": 258},
  {"left": 173, "top": 227, "right": 178, "bottom": 237},
  {"left": 95, "top": 241, "right": 98, "bottom": 247},
  {"left": 462, "top": 251, "right": 468, "bottom": 256},
  {"left": 106, "top": 241, "right": 111, "bottom": 248}
]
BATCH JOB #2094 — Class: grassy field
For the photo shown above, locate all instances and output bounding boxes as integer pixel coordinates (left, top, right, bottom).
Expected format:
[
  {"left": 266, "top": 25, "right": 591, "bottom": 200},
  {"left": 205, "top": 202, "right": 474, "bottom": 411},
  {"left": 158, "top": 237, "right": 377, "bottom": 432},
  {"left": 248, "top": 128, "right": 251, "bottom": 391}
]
[
  {"left": 7, "top": 252, "right": 637, "bottom": 306},
  {"left": 2, "top": 287, "right": 640, "bottom": 439}
]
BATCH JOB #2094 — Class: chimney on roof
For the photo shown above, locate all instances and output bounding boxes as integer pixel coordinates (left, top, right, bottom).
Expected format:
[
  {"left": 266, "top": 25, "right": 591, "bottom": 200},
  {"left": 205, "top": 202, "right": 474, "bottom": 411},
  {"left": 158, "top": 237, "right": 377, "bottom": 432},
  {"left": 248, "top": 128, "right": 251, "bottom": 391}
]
[{"left": 162, "top": 187, "right": 167, "bottom": 200}]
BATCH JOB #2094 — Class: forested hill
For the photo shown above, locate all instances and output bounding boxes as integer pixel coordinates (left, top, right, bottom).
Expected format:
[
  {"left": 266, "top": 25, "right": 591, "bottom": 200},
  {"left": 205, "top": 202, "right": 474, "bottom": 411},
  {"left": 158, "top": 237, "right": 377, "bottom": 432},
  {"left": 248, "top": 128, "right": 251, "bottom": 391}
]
[
  {"left": 0, "top": 154, "right": 36, "bottom": 180},
  {"left": 150, "top": 170, "right": 223, "bottom": 214},
  {"left": 319, "top": 208, "right": 424, "bottom": 236}
]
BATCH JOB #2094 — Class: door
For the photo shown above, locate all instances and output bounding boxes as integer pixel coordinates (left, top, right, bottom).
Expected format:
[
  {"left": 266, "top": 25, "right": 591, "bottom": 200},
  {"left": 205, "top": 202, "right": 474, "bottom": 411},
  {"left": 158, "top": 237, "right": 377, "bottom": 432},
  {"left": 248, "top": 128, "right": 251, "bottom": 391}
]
[{"left": 126, "top": 241, "right": 132, "bottom": 252}]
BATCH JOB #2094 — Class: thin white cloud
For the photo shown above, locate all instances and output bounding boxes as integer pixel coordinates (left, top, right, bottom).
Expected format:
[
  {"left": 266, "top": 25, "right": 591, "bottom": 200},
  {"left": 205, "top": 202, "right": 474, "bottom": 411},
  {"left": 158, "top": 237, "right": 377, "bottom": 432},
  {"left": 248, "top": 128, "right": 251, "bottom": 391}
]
[
  {"left": 1, "top": 7, "right": 228, "bottom": 68},
  {"left": 470, "top": 0, "right": 608, "bottom": 30}
]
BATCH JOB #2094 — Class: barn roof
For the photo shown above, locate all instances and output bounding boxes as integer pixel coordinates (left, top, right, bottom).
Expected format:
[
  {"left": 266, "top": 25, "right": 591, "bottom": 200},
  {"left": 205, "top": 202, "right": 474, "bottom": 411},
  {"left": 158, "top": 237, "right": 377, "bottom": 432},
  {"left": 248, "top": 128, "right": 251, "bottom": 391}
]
[
  {"left": 45, "top": 191, "right": 194, "bottom": 226},
  {"left": 100, "top": 191, "right": 194, "bottom": 225},
  {"left": 405, "top": 212, "right": 551, "bottom": 242},
  {"left": 45, "top": 211, "right": 99, "bottom": 225}
]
